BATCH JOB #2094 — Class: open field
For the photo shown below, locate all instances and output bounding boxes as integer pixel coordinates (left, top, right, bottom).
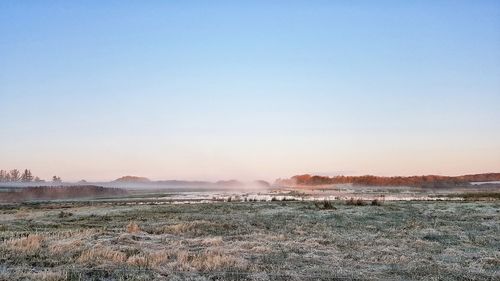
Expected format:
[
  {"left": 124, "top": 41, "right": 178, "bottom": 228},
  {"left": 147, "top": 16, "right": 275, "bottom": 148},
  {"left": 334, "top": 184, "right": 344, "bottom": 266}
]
[{"left": 0, "top": 199, "right": 498, "bottom": 280}]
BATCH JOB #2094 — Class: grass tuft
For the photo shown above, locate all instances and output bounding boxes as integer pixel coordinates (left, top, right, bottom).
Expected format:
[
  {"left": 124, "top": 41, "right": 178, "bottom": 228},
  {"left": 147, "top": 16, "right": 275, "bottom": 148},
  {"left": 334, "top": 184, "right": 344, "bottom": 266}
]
[
  {"left": 5, "top": 234, "right": 44, "bottom": 254},
  {"left": 78, "top": 247, "right": 127, "bottom": 264},
  {"left": 371, "top": 198, "right": 384, "bottom": 206},
  {"left": 315, "top": 200, "right": 337, "bottom": 210},
  {"left": 126, "top": 221, "right": 141, "bottom": 233}
]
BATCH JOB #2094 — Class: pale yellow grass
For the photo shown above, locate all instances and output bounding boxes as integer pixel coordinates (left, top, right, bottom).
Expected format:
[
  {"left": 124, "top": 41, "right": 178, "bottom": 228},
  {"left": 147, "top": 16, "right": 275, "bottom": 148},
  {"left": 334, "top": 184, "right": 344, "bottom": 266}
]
[
  {"left": 78, "top": 246, "right": 127, "bottom": 264},
  {"left": 250, "top": 245, "right": 272, "bottom": 253},
  {"left": 5, "top": 234, "right": 43, "bottom": 254},
  {"left": 52, "top": 228, "right": 100, "bottom": 239},
  {"left": 126, "top": 221, "right": 141, "bottom": 233},
  {"left": 200, "top": 237, "right": 223, "bottom": 246},
  {"left": 49, "top": 239, "right": 83, "bottom": 255},
  {"left": 32, "top": 271, "right": 66, "bottom": 281},
  {"left": 147, "top": 250, "right": 172, "bottom": 267},
  {"left": 174, "top": 248, "right": 247, "bottom": 271},
  {"left": 191, "top": 249, "right": 248, "bottom": 271},
  {"left": 110, "top": 250, "right": 173, "bottom": 268},
  {"left": 126, "top": 254, "right": 149, "bottom": 267},
  {"left": 161, "top": 220, "right": 214, "bottom": 234},
  {"left": 14, "top": 209, "right": 30, "bottom": 219},
  {"left": 237, "top": 241, "right": 272, "bottom": 253}
]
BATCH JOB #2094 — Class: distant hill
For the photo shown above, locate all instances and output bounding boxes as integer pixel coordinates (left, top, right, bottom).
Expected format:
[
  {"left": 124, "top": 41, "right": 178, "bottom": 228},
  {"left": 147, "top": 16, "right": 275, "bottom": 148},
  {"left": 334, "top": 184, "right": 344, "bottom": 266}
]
[
  {"left": 275, "top": 173, "right": 500, "bottom": 188},
  {"left": 113, "top": 176, "right": 151, "bottom": 183},
  {"left": 155, "top": 180, "right": 212, "bottom": 186},
  {"left": 215, "top": 180, "right": 244, "bottom": 187},
  {"left": 108, "top": 176, "right": 271, "bottom": 189},
  {"left": 254, "top": 180, "right": 271, "bottom": 187}
]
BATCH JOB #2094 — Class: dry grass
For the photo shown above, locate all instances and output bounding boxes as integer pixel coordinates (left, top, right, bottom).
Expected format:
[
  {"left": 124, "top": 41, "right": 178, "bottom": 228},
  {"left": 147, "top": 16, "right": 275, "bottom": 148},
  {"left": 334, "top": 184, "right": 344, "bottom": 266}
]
[
  {"left": 5, "top": 234, "right": 43, "bottom": 254},
  {"left": 0, "top": 200, "right": 498, "bottom": 280},
  {"left": 191, "top": 249, "right": 247, "bottom": 271},
  {"left": 250, "top": 245, "right": 272, "bottom": 253},
  {"left": 200, "top": 237, "right": 223, "bottom": 246},
  {"left": 160, "top": 220, "right": 214, "bottom": 235},
  {"left": 147, "top": 250, "right": 172, "bottom": 267},
  {"left": 78, "top": 246, "right": 127, "bottom": 264},
  {"left": 126, "top": 254, "right": 149, "bottom": 267},
  {"left": 49, "top": 239, "right": 83, "bottom": 255},
  {"left": 172, "top": 248, "right": 247, "bottom": 271},
  {"left": 126, "top": 221, "right": 141, "bottom": 233},
  {"left": 14, "top": 209, "right": 30, "bottom": 219},
  {"left": 0, "top": 270, "right": 67, "bottom": 281}
]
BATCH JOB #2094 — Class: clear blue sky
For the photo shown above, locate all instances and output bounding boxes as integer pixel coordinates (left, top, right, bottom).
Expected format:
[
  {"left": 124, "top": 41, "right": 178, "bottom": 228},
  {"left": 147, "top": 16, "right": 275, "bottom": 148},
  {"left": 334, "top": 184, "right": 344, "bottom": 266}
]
[{"left": 1, "top": 1, "right": 499, "bottom": 181}]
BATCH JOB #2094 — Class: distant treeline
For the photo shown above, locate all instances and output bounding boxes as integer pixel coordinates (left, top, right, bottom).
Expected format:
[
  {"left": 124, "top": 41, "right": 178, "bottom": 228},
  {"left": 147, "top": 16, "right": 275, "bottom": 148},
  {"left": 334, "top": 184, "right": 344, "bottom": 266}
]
[
  {"left": 275, "top": 173, "right": 500, "bottom": 188},
  {"left": 0, "top": 185, "right": 127, "bottom": 202},
  {"left": 0, "top": 169, "right": 61, "bottom": 183}
]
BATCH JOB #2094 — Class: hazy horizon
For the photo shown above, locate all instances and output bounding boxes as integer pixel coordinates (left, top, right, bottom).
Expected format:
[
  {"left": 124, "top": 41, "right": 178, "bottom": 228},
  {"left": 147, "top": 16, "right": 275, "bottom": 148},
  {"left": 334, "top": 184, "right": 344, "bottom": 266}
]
[{"left": 2, "top": 1, "right": 500, "bottom": 182}]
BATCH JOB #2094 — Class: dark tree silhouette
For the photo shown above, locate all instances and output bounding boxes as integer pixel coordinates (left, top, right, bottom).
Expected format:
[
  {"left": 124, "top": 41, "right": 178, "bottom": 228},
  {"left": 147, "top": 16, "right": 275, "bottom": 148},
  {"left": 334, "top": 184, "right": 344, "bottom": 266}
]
[
  {"left": 0, "top": 170, "right": 7, "bottom": 182},
  {"left": 21, "top": 169, "right": 34, "bottom": 182},
  {"left": 34, "top": 176, "right": 44, "bottom": 182},
  {"left": 0, "top": 168, "right": 45, "bottom": 183},
  {"left": 9, "top": 169, "right": 20, "bottom": 182}
]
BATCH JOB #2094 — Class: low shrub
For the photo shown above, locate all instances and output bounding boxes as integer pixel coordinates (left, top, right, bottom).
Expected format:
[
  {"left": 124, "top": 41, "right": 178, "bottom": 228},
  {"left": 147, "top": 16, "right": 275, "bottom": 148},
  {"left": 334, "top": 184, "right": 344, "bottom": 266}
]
[
  {"left": 346, "top": 198, "right": 366, "bottom": 206},
  {"left": 58, "top": 211, "right": 73, "bottom": 218},
  {"left": 315, "top": 200, "right": 336, "bottom": 210}
]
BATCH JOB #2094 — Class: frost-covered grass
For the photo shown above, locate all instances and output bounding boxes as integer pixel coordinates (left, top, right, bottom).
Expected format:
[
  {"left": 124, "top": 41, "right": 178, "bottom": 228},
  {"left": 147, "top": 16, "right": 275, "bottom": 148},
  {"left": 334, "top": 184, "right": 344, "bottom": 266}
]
[{"left": 0, "top": 200, "right": 498, "bottom": 280}]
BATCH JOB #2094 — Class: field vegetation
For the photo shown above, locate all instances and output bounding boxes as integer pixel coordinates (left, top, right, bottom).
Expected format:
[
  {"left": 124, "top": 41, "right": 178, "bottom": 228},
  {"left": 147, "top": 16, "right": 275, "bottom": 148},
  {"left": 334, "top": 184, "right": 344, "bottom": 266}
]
[{"left": 0, "top": 199, "right": 498, "bottom": 280}]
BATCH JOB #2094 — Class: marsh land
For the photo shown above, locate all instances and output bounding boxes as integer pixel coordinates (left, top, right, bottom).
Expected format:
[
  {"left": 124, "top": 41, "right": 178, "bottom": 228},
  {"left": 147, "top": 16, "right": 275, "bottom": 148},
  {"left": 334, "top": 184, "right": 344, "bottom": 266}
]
[{"left": 0, "top": 196, "right": 498, "bottom": 281}]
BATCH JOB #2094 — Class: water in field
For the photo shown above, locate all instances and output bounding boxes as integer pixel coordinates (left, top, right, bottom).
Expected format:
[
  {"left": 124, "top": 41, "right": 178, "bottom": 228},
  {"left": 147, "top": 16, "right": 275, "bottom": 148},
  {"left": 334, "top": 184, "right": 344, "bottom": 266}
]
[
  {"left": 84, "top": 183, "right": 499, "bottom": 204},
  {"left": 470, "top": 181, "right": 500, "bottom": 185},
  {"left": 1, "top": 182, "right": 497, "bottom": 204}
]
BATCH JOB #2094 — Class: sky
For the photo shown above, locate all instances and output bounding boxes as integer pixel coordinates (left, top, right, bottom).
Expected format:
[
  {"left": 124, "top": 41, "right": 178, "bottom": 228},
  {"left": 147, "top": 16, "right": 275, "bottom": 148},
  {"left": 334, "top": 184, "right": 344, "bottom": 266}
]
[{"left": 1, "top": 1, "right": 499, "bottom": 182}]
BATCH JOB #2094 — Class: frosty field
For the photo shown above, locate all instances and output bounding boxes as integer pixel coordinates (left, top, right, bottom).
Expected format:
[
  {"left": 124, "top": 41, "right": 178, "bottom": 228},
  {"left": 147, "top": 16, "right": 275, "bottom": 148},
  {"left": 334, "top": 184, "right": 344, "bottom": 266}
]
[{"left": 0, "top": 198, "right": 498, "bottom": 281}]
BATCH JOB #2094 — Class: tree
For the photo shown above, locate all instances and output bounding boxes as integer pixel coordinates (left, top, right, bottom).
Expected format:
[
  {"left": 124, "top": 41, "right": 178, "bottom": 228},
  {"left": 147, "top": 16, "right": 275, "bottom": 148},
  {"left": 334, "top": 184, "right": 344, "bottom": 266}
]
[
  {"left": 0, "top": 170, "right": 6, "bottom": 182},
  {"left": 10, "top": 169, "right": 20, "bottom": 182},
  {"left": 52, "top": 176, "right": 62, "bottom": 183},
  {"left": 21, "top": 169, "right": 34, "bottom": 182},
  {"left": 34, "top": 177, "right": 44, "bottom": 183}
]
